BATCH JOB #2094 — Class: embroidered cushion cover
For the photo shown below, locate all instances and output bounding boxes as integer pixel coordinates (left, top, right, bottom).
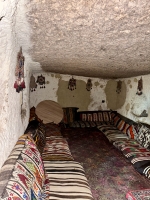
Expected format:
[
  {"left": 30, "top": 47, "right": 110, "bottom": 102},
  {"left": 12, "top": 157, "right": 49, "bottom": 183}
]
[
  {"left": 42, "top": 136, "right": 74, "bottom": 161},
  {"left": 137, "top": 125, "right": 150, "bottom": 150},
  {"left": 0, "top": 136, "right": 48, "bottom": 199}
]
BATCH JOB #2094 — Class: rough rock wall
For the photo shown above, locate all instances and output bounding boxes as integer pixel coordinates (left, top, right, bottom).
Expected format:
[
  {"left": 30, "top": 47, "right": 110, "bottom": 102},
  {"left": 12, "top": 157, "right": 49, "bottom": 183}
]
[
  {"left": 30, "top": 73, "right": 108, "bottom": 111},
  {"left": 0, "top": 0, "right": 33, "bottom": 168},
  {"left": 117, "top": 74, "right": 150, "bottom": 124}
]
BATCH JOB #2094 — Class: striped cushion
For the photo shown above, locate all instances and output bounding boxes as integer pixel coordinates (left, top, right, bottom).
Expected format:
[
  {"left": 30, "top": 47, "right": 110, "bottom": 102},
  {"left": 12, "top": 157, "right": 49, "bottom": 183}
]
[
  {"left": 103, "top": 131, "right": 129, "bottom": 142},
  {"left": 44, "top": 161, "right": 94, "bottom": 200},
  {"left": 116, "top": 119, "right": 126, "bottom": 131},
  {"left": 42, "top": 136, "right": 74, "bottom": 161},
  {"left": 97, "top": 124, "right": 118, "bottom": 132},
  {"left": 126, "top": 125, "right": 138, "bottom": 139},
  {"left": 123, "top": 147, "right": 150, "bottom": 160},
  {"left": 103, "top": 111, "right": 112, "bottom": 122},
  {"left": 113, "top": 115, "right": 121, "bottom": 127},
  {"left": 92, "top": 113, "right": 98, "bottom": 121},
  {"left": 121, "top": 123, "right": 130, "bottom": 135},
  {"left": 87, "top": 114, "right": 93, "bottom": 121},
  {"left": 81, "top": 114, "right": 87, "bottom": 121}
]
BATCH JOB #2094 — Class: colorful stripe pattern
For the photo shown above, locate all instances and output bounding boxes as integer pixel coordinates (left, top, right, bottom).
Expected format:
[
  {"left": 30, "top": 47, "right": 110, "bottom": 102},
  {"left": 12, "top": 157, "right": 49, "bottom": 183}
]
[{"left": 44, "top": 160, "right": 94, "bottom": 200}]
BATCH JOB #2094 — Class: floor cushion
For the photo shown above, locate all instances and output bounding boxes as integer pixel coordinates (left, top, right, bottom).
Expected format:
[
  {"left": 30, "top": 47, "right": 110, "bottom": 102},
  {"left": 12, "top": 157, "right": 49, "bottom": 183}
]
[
  {"left": 42, "top": 136, "right": 74, "bottom": 161},
  {"left": 44, "top": 160, "right": 94, "bottom": 200}
]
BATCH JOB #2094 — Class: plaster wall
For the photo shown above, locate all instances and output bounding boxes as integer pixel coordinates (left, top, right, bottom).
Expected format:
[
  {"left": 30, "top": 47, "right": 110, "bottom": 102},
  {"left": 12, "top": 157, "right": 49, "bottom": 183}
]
[
  {"left": 105, "top": 80, "right": 127, "bottom": 110},
  {"left": 117, "top": 74, "right": 150, "bottom": 125},
  {"left": 30, "top": 72, "right": 108, "bottom": 111},
  {"left": 0, "top": 0, "right": 33, "bottom": 168}
]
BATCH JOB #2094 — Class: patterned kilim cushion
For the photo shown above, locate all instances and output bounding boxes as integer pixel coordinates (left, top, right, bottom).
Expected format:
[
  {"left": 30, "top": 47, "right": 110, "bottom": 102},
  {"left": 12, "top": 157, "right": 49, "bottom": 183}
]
[
  {"left": 0, "top": 137, "right": 47, "bottom": 199},
  {"left": 98, "top": 112, "right": 103, "bottom": 121},
  {"left": 103, "top": 111, "right": 112, "bottom": 122},
  {"left": 137, "top": 125, "right": 150, "bottom": 150},
  {"left": 44, "top": 160, "right": 94, "bottom": 200},
  {"left": 123, "top": 148, "right": 150, "bottom": 161},
  {"left": 81, "top": 113, "right": 87, "bottom": 121},
  {"left": 79, "top": 111, "right": 112, "bottom": 122},
  {"left": 87, "top": 114, "right": 93, "bottom": 121},
  {"left": 63, "top": 107, "right": 79, "bottom": 124},
  {"left": 0, "top": 135, "right": 32, "bottom": 197},
  {"left": 126, "top": 189, "right": 150, "bottom": 200},
  {"left": 42, "top": 136, "right": 74, "bottom": 161},
  {"left": 92, "top": 113, "right": 98, "bottom": 121},
  {"left": 131, "top": 154, "right": 150, "bottom": 167},
  {"left": 113, "top": 139, "right": 140, "bottom": 151}
]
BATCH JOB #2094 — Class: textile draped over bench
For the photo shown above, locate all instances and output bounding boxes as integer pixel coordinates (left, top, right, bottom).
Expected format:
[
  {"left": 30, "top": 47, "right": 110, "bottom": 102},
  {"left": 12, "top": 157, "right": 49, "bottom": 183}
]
[{"left": 0, "top": 121, "right": 94, "bottom": 200}]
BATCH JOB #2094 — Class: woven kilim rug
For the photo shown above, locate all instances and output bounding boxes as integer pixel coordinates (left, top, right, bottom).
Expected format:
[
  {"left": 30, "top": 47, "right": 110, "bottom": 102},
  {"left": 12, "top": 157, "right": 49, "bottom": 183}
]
[{"left": 61, "top": 128, "right": 150, "bottom": 200}]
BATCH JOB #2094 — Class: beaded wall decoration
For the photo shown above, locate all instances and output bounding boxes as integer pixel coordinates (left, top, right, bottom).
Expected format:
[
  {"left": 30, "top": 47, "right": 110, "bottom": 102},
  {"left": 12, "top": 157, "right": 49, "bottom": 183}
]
[
  {"left": 116, "top": 80, "right": 122, "bottom": 94},
  {"left": 36, "top": 74, "right": 46, "bottom": 88},
  {"left": 86, "top": 79, "right": 92, "bottom": 91},
  {"left": 136, "top": 77, "right": 143, "bottom": 95},
  {"left": 14, "top": 47, "right": 26, "bottom": 93},
  {"left": 30, "top": 75, "right": 37, "bottom": 92},
  {"left": 68, "top": 77, "right": 76, "bottom": 91}
]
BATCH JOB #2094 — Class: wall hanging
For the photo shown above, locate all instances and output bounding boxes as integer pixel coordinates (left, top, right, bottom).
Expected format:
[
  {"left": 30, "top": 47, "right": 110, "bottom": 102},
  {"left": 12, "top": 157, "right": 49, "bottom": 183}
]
[
  {"left": 68, "top": 77, "right": 76, "bottom": 91},
  {"left": 136, "top": 77, "right": 143, "bottom": 95},
  {"left": 116, "top": 80, "right": 122, "bottom": 94},
  {"left": 14, "top": 47, "right": 26, "bottom": 93},
  {"left": 30, "top": 75, "right": 37, "bottom": 92},
  {"left": 36, "top": 74, "right": 46, "bottom": 88},
  {"left": 86, "top": 79, "right": 92, "bottom": 91}
]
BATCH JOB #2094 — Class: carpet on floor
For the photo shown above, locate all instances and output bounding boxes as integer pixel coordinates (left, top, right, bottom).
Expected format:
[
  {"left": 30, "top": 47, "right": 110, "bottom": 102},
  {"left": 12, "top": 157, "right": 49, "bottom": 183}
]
[{"left": 61, "top": 128, "right": 150, "bottom": 200}]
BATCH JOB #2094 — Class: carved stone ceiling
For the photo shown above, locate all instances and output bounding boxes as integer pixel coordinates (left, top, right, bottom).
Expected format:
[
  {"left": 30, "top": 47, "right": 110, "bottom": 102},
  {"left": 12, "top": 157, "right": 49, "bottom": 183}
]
[{"left": 27, "top": 0, "right": 150, "bottom": 79}]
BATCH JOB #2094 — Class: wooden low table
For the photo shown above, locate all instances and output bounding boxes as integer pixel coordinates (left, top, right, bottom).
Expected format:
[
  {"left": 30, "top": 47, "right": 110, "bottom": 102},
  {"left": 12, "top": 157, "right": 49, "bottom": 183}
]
[{"left": 36, "top": 100, "right": 63, "bottom": 124}]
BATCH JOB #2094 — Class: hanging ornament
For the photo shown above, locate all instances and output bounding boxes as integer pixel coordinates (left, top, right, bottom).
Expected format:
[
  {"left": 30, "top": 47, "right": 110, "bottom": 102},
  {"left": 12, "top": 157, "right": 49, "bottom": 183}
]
[
  {"left": 136, "top": 77, "right": 143, "bottom": 95},
  {"left": 68, "top": 76, "right": 76, "bottom": 91},
  {"left": 116, "top": 80, "right": 122, "bottom": 94},
  {"left": 30, "top": 75, "right": 37, "bottom": 92},
  {"left": 86, "top": 79, "right": 92, "bottom": 91},
  {"left": 36, "top": 74, "right": 46, "bottom": 88},
  {"left": 14, "top": 47, "right": 26, "bottom": 93}
]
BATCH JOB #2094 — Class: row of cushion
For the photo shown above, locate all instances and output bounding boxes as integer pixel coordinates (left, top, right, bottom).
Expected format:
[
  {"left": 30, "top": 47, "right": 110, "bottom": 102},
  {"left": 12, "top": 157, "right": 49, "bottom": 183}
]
[
  {"left": 97, "top": 113, "right": 150, "bottom": 179},
  {"left": 62, "top": 107, "right": 113, "bottom": 125},
  {"left": 79, "top": 111, "right": 112, "bottom": 122}
]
